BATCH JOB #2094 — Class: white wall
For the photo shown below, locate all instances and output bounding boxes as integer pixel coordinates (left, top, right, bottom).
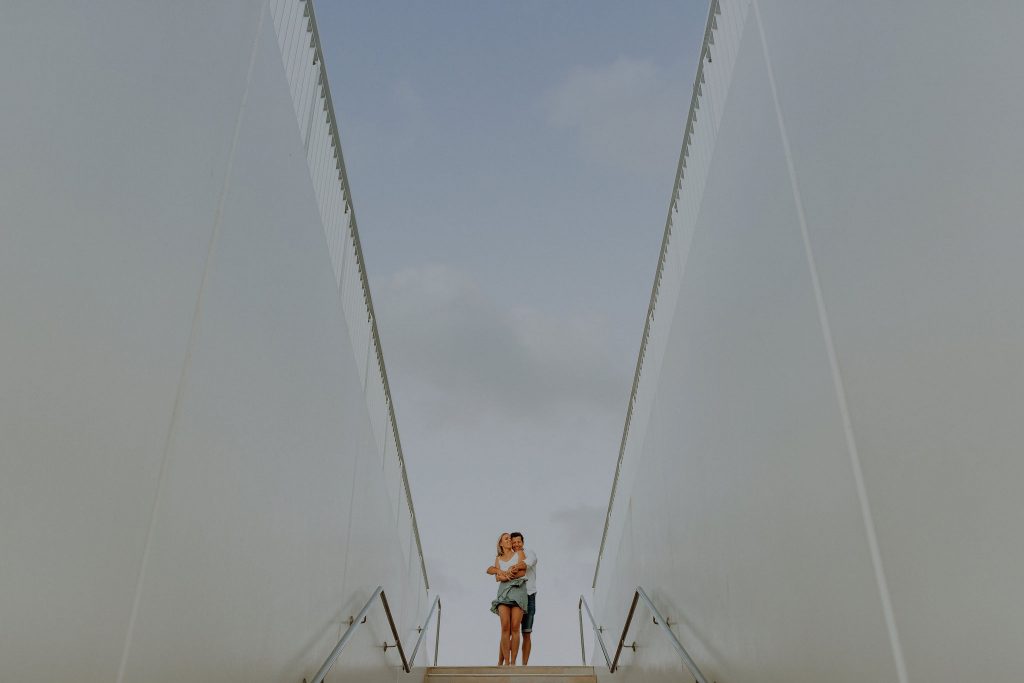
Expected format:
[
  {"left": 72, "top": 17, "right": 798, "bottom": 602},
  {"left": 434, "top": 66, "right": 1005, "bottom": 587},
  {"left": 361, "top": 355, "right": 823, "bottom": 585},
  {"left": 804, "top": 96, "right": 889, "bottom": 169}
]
[
  {"left": 0, "top": 2, "right": 432, "bottom": 681},
  {"left": 592, "top": 1, "right": 1024, "bottom": 682}
]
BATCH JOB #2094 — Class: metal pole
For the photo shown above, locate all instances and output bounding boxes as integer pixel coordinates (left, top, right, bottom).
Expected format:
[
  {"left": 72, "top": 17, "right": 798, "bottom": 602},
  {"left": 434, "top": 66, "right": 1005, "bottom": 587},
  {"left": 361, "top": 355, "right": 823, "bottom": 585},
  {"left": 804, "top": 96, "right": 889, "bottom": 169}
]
[
  {"left": 379, "top": 590, "right": 410, "bottom": 673},
  {"left": 610, "top": 591, "right": 640, "bottom": 673},
  {"left": 311, "top": 586, "right": 383, "bottom": 683},
  {"left": 408, "top": 596, "right": 440, "bottom": 665},
  {"left": 434, "top": 599, "right": 442, "bottom": 666},
  {"left": 636, "top": 587, "right": 708, "bottom": 683},
  {"left": 579, "top": 595, "right": 612, "bottom": 670},
  {"left": 578, "top": 598, "right": 587, "bottom": 665}
]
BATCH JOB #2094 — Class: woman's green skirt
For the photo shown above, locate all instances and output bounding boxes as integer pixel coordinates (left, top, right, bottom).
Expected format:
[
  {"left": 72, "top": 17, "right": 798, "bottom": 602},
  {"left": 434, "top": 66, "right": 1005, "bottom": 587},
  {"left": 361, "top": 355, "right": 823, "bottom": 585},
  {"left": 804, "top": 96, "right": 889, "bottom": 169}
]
[{"left": 490, "top": 577, "right": 528, "bottom": 614}]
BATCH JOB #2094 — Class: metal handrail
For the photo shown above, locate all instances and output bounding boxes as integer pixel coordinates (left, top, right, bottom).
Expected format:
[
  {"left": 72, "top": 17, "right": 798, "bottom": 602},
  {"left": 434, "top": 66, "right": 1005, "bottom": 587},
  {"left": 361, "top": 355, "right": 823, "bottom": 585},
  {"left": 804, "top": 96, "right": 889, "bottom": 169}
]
[
  {"left": 408, "top": 595, "right": 442, "bottom": 667},
  {"left": 579, "top": 587, "right": 708, "bottom": 683},
  {"left": 311, "top": 586, "right": 441, "bottom": 683},
  {"left": 578, "top": 595, "right": 612, "bottom": 669},
  {"left": 593, "top": 0, "right": 723, "bottom": 591}
]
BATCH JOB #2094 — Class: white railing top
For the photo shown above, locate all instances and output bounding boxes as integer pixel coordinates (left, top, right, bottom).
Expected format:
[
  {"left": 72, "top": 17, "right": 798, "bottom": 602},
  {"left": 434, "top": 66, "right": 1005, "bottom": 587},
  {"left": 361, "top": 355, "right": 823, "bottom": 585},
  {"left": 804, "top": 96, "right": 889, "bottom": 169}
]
[
  {"left": 593, "top": 0, "right": 724, "bottom": 589},
  {"left": 300, "top": 0, "right": 430, "bottom": 590}
]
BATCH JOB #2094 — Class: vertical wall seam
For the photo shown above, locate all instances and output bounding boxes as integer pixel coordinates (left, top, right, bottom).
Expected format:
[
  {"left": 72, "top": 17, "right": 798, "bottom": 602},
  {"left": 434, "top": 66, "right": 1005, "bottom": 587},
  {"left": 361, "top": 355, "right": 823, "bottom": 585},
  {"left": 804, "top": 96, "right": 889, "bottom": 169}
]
[
  {"left": 113, "top": 5, "right": 268, "bottom": 681},
  {"left": 751, "top": 3, "right": 910, "bottom": 681}
]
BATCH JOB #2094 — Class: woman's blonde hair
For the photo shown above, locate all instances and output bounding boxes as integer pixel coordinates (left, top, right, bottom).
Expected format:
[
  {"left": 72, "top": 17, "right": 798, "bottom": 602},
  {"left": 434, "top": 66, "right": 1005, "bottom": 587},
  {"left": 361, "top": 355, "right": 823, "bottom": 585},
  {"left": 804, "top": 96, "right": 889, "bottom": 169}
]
[{"left": 496, "top": 532, "right": 510, "bottom": 557}]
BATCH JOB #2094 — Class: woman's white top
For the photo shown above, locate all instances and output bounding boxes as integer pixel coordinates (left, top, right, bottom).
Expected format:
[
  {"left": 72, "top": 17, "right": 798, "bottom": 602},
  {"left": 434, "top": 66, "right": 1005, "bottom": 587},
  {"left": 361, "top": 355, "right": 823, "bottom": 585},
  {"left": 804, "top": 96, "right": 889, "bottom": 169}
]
[{"left": 497, "top": 552, "right": 521, "bottom": 572}]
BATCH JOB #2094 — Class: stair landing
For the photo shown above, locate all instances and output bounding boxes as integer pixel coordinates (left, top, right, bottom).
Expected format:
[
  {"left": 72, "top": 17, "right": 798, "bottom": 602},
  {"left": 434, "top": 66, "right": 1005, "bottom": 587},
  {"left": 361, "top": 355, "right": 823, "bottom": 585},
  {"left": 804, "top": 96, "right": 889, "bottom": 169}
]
[{"left": 424, "top": 666, "right": 596, "bottom": 683}]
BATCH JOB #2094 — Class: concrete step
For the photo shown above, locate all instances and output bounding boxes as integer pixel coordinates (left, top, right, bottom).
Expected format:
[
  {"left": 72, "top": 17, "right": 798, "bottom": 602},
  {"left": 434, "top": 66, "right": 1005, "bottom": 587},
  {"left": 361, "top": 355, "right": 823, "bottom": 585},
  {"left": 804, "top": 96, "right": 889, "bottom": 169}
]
[{"left": 424, "top": 665, "right": 596, "bottom": 683}]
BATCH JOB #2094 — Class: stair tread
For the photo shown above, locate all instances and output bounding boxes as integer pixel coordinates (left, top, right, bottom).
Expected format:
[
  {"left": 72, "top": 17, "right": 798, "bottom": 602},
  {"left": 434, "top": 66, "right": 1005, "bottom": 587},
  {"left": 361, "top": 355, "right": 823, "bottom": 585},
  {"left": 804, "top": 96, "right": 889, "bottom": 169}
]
[
  {"left": 428, "top": 666, "right": 594, "bottom": 672},
  {"left": 424, "top": 666, "right": 596, "bottom": 682}
]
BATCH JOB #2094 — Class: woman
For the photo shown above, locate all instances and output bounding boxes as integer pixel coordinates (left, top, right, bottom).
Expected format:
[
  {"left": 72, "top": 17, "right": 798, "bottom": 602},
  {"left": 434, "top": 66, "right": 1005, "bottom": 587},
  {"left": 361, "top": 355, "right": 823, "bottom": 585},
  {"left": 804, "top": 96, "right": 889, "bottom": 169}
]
[{"left": 489, "top": 532, "right": 528, "bottom": 665}]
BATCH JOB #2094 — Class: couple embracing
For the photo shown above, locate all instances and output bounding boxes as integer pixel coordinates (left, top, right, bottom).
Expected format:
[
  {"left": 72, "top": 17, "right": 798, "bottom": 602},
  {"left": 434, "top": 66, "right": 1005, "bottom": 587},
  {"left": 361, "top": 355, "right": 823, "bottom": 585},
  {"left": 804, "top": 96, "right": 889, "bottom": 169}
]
[{"left": 487, "top": 531, "right": 538, "bottom": 666}]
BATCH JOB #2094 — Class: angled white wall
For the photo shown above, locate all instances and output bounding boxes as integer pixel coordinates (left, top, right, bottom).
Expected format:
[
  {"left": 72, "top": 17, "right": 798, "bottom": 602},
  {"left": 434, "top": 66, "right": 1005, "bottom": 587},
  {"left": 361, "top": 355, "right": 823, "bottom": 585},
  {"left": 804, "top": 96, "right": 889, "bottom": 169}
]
[
  {"left": 592, "top": 1, "right": 1024, "bottom": 682},
  {"left": 0, "top": 2, "right": 431, "bottom": 681}
]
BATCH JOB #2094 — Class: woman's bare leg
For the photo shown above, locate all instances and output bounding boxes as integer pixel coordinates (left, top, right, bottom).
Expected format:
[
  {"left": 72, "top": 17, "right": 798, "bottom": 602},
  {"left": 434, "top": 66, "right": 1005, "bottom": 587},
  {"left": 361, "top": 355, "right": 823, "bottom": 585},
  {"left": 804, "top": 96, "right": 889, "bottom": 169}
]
[
  {"left": 498, "top": 605, "right": 511, "bottom": 665},
  {"left": 509, "top": 607, "right": 524, "bottom": 665}
]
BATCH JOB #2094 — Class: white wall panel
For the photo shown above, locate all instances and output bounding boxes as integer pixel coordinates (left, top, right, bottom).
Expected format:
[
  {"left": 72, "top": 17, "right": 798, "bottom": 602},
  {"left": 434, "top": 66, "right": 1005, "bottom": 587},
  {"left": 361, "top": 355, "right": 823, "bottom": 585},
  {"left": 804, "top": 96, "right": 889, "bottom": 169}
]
[
  {"left": 755, "top": 2, "right": 1024, "bottom": 679},
  {"left": 0, "top": 2, "right": 429, "bottom": 681},
  {"left": 0, "top": 3, "right": 264, "bottom": 680},
  {"left": 593, "top": 1, "right": 1024, "bottom": 681},
  {"left": 118, "top": 17, "right": 373, "bottom": 679}
]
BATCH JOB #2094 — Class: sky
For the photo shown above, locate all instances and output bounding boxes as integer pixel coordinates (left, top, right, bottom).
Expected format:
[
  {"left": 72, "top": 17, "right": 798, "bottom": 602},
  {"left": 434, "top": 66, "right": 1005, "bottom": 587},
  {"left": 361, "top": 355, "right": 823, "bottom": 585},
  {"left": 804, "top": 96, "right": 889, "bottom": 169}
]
[{"left": 315, "top": 0, "right": 708, "bottom": 666}]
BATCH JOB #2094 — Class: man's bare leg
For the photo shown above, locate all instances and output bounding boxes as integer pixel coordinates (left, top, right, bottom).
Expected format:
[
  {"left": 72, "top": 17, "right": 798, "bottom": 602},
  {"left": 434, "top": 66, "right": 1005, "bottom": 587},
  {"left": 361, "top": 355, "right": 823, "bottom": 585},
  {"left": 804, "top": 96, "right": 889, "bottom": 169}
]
[{"left": 522, "top": 631, "right": 531, "bottom": 665}]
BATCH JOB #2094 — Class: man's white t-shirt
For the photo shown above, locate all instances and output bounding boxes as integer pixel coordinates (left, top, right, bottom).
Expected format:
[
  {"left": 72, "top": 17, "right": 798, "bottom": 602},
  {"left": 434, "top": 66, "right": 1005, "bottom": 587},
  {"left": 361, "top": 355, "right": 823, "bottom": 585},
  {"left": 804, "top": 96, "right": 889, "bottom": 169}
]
[{"left": 521, "top": 547, "right": 538, "bottom": 595}]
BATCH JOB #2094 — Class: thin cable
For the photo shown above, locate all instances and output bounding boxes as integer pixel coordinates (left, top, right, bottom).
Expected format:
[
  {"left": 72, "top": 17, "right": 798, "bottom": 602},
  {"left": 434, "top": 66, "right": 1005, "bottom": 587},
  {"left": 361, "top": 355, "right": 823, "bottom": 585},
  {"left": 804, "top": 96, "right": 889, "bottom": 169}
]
[{"left": 753, "top": 2, "right": 909, "bottom": 681}]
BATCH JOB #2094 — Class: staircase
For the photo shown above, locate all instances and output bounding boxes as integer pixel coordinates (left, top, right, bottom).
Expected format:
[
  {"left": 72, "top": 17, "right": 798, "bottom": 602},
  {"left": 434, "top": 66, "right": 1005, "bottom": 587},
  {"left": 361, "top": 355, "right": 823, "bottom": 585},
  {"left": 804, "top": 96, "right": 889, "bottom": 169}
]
[{"left": 423, "top": 666, "right": 597, "bottom": 682}]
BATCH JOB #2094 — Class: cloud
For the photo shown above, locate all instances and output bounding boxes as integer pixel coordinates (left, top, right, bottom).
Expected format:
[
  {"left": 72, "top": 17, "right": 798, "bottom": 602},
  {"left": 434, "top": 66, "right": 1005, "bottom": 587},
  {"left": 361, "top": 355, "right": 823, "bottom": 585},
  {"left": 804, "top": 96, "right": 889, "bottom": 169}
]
[
  {"left": 544, "top": 57, "right": 687, "bottom": 174},
  {"left": 375, "top": 264, "right": 628, "bottom": 425}
]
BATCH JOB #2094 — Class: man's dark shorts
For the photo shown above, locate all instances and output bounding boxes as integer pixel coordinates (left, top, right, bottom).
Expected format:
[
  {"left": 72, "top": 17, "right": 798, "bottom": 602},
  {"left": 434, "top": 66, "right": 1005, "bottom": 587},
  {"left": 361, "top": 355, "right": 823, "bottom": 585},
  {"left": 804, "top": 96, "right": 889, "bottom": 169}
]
[{"left": 522, "top": 593, "right": 536, "bottom": 633}]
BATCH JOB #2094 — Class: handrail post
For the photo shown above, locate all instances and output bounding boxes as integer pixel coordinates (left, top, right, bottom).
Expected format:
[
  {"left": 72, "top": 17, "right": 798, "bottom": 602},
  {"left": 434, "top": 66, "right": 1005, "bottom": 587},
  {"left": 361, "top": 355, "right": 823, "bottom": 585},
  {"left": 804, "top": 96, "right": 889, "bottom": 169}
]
[
  {"left": 379, "top": 590, "right": 410, "bottom": 673},
  {"left": 434, "top": 599, "right": 441, "bottom": 666},
  {"left": 610, "top": 591, "right": 640, "bottom": 673},
  {"left": 578, "top": 598, "right": 586, "bottom": 665}
]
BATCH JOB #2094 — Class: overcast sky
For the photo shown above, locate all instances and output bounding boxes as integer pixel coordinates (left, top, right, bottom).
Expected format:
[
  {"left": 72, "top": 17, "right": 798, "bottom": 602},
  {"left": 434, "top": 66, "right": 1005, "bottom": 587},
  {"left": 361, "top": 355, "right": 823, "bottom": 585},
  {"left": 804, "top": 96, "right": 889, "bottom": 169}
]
[{"left": 316, "top": 1, "right": 708, "bottom": 665}]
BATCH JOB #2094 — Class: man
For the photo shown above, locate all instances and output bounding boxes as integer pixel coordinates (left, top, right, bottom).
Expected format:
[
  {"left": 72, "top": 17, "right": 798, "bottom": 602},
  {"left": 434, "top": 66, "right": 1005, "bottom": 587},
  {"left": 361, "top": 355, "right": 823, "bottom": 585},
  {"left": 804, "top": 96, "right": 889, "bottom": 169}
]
[{"left": 508, "top": 532, "right": 537, "bottom": 664}]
